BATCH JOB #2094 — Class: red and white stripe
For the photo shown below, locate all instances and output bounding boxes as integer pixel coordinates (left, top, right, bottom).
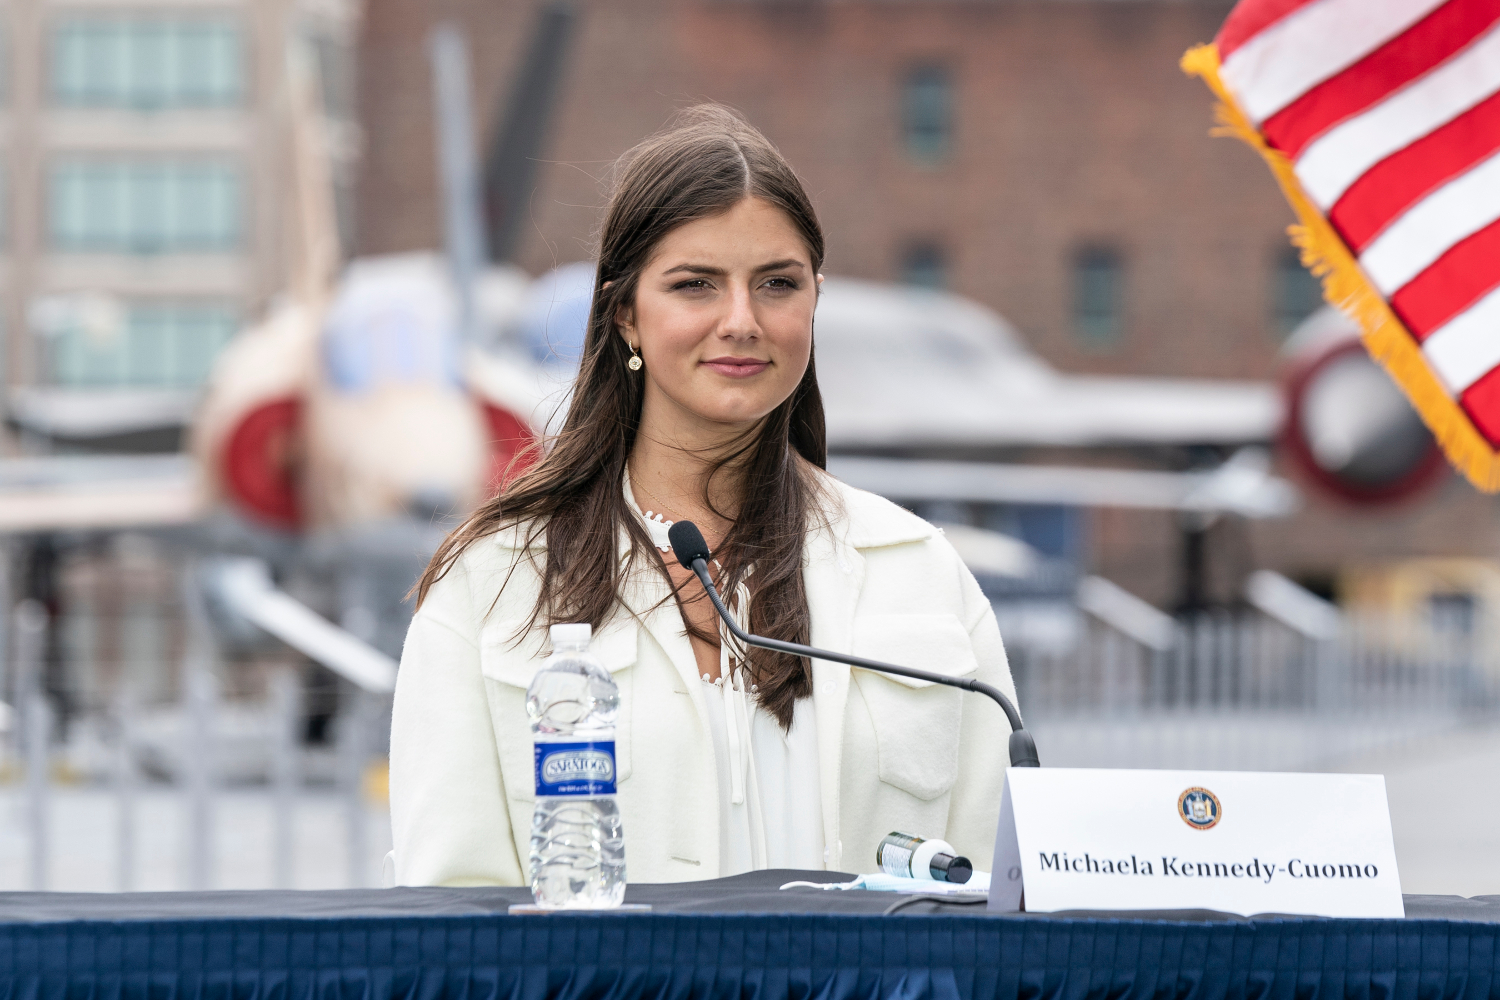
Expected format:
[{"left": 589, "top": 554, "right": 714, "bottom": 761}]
[{"left": 1218, "top": 0, "right": 1500, "bottom": 437}]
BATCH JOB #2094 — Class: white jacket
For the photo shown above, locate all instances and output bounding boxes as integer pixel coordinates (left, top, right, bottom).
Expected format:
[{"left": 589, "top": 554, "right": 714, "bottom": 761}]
[{"left": 389, "top": 475, "right": 1017, "bottom": 885}]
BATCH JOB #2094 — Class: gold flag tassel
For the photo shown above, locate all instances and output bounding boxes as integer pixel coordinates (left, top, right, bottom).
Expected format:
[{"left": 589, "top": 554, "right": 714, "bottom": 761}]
[{"left": 1181, "top": 44, "right": 1500, "bottom": 492}]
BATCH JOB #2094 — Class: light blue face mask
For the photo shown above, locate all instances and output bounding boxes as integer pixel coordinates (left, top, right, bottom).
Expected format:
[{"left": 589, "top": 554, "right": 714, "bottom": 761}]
[
  {"left": 780, "top": 872, "right": 991, "bottom": 893},
  {"left": 854, "top": 874, "right": 950, "bottom": 892}
]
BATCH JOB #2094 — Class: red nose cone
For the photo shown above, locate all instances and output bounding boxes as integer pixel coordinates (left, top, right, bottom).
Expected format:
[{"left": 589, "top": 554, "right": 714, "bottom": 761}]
[
  {"left": 481, "top": 402, "right": 537, "bottom": 494},
  {"left": 223, "top": 397, "right": 304, "bottom": 529}
]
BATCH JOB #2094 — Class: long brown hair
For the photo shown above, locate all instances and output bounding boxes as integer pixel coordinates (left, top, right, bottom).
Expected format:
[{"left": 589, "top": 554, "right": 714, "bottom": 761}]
[{"left": 416, "top": 104, "right": 827, "bottom": 727}]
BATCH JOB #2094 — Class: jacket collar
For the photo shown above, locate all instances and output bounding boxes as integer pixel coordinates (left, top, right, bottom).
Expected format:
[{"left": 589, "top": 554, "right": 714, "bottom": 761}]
[{"left": 816, "top": 471, "right": 934, "bottom": 551}]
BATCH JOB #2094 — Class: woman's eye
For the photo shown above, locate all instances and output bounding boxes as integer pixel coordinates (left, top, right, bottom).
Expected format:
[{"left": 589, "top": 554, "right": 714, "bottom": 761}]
[
  {"left": 763, "top": 277, "right": 799, "bottom": 291},
  {"left": 673, "top": 278, "right": 712, "bottom": 291}
]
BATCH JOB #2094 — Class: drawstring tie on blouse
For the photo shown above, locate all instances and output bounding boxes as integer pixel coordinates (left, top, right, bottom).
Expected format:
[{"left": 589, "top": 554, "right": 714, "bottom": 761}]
[{"left": 702, "top": 573, "right": 768, "bottom": 868}]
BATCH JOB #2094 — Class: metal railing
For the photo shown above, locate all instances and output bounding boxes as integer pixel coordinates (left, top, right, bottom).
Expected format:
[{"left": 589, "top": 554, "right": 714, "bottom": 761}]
[
  {"left": 1008, "top": 574, "right": 1496, "bottom": 772},
  {"left": 0, "top": 556, "right": 396, "bottom": 892},
  {"left": 9, "top": 554, "right": 1497, "bottom": 887}
]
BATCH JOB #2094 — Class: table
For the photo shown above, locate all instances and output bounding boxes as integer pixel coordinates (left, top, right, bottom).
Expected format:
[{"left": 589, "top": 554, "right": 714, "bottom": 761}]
[{"left": 2, "top": 870, "right": 1498, "bottom": 1000}]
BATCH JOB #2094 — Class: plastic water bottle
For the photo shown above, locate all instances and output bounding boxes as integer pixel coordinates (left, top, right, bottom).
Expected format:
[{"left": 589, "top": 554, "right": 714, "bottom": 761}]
[{"left": 527, "top": 623, "right": 625, "bottom": 907}]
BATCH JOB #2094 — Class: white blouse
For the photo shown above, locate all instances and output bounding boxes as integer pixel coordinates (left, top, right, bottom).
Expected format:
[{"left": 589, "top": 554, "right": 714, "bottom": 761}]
[
  {"left": 699, "top": 673, "right": 825, "bottom": 876},
  {"left": 625, "top": 469, "right": 825, "bottom": 876}
]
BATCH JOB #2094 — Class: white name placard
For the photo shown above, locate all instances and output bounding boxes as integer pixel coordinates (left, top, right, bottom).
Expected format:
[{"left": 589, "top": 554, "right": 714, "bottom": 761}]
[{"left": 988, "top": 768, "right": 1403, "bottom": 918}]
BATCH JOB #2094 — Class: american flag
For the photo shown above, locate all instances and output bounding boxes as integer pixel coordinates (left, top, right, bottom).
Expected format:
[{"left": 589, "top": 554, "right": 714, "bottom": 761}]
[{"left": 1186, "top": 0, "right": 1500, "bottom": 489}]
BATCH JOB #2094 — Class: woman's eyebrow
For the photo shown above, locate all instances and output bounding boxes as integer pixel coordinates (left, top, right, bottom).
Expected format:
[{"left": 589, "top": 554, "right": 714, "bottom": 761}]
[
  {"left": 661, "top": 263, "right": 726, "bottom": 277},
  {"left": 660, "top": 259, "right": 807, "bottom": 277},
  {"left": 754, "top": 258, "right": 806, "bottom": 273}
]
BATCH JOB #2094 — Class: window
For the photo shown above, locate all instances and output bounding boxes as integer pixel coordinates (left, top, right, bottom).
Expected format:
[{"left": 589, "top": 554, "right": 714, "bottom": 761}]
[
  {"left": 44, "top": 300, "right": 238, "bottom": 388},
  {"left": 1274, "top": 247, "right": 1324, "bottom": 337},
  {"left": 51, "top": 17, "right": 243, "bottom": 109},
  {"left": 902, "top": 65, "right": 952, "bottom": 163},
  {"left": 49, "top": 160, "right": 242, "bottom": 253},
  {"left": 900, "top": 244, "right": 947, "bottom": 290},
  {"left": 1072, "top": 248, "right": 1123, "bottom": 346}
]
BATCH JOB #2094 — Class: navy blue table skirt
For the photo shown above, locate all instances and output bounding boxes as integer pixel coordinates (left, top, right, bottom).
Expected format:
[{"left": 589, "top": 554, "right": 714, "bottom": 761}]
[{"left": 2, "top": 872, "right": 1498, "bottom": 1000}]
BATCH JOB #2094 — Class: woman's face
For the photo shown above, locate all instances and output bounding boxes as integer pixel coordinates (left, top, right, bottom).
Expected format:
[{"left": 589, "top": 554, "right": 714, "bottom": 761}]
[{"left": 620, "top": 197, "right": 819, "bottom": 439}]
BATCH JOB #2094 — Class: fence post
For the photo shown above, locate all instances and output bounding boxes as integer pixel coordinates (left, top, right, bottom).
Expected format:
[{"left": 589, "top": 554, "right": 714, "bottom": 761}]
[
  {"left": 25, "top": 693, "right": 51, "bottom": 891},
  {"left": 179, "top": 564, "right": 218, "bottom": 891},
  {"left": 1313, "top": 630, "right": 1344, "bottom": 713},
  {"left": 1193, "top": 615, "right": 1213, "bottom": 708},
  {"left": 269, "top": 666, "right": 302, "bottom": 889},
  {"left": 113, "top": 684, "right": 138, "bottom": 893},
  {"left": 16, "top": 600, "right": 49, "bottom": 891},
  {"left": 0, "top": 542, "right": 10, "bottom": 713},
  {"left": 338, "top": 683, "right": 373, "bottom": 888}
]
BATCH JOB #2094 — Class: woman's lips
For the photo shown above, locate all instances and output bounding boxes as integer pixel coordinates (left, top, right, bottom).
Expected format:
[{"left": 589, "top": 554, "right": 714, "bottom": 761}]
[{"left": 701, "top": 357, "right": 770, "bottom": 378}]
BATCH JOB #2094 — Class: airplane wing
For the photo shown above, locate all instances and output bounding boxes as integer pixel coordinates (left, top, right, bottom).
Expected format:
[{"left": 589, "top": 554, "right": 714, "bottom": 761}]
[
  {"left": 830, "top": 450, "right": 1296, "bottom": 518},
  {"left": 0, "top": 454, "right": 202, "bottom": 532},
  {"left": 9, "top": 387, "right": 197, "bottom": 444}
]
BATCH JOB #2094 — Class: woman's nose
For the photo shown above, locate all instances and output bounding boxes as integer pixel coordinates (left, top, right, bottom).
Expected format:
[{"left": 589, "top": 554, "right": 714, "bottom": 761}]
[{"left": 720, "top": 285, "right": 760, "bottom": 339}]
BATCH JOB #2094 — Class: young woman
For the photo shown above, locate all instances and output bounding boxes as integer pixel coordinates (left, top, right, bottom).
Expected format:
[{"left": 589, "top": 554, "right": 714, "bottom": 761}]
[{"left": 390, "top": 105, "right": 1016, "bottom": 885}]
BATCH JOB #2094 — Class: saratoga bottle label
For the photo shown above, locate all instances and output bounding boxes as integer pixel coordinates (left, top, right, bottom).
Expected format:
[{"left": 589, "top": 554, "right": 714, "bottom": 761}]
[{"left": 534, "top": 741, "right": 617, "bottom": 796}]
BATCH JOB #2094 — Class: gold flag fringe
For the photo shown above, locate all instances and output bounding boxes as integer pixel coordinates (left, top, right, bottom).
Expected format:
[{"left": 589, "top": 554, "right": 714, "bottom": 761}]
[{"left": 1181, "top": 44, "right": 1500, "bottom": 492}]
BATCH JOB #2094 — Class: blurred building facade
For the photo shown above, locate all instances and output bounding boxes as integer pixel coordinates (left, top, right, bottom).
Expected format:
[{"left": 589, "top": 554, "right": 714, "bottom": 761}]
[
  {"left": 353, "top": 0, "right": 1500, "bottom": 608},
  {"left": 1, "top": 0, "right": 361, "bottom": 450}
]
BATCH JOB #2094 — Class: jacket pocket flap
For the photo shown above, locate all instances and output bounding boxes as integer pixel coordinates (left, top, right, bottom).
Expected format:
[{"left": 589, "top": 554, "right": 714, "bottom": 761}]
[
  {"left": 591, "top": 619, "right": 641, "bottom": 673},
  {"left": 481, "top": 618, "right": 639, "bottom": 688},
  {"left": 850, "top": 614, "right": 976, "bottom": 688},
  {"left": 850, "top": 613, "right": 973, "bottom": 801}
]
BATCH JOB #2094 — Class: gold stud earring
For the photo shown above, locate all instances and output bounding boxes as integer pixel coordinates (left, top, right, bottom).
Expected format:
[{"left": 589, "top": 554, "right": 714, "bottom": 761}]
[{"left": 627, "top": 342, "right": 643, "bottom": 371}]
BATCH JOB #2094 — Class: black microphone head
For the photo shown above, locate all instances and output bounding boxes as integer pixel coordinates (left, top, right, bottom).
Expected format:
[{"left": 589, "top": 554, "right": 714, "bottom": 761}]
[{"left": 667, "top": 520, "right": 711, "bottom": 569}]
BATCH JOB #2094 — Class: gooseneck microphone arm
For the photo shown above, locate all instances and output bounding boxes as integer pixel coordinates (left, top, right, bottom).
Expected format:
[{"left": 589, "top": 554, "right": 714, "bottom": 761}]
[{"left": 667, "top": 520, "right": 1041, "bottom": 768}]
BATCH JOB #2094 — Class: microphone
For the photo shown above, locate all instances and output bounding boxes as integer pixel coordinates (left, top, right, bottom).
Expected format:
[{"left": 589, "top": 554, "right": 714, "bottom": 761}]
[{"left": 667, "top": 520, "right": 1040, "bottom": 768}]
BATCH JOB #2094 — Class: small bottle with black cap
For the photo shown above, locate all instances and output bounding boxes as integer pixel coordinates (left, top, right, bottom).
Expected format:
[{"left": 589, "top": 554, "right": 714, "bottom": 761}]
[{"left": 877, "top": 832, "right": 973, "bottom": 884}]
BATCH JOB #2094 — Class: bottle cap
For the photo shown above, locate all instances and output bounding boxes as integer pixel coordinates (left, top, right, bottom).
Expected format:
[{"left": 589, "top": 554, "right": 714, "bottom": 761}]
[
  {"left": 934, "top": 854, "right": 973, "bottom": 884},
  {"left": 549, "top": 623, "right": 592, "bottom": 646}
]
